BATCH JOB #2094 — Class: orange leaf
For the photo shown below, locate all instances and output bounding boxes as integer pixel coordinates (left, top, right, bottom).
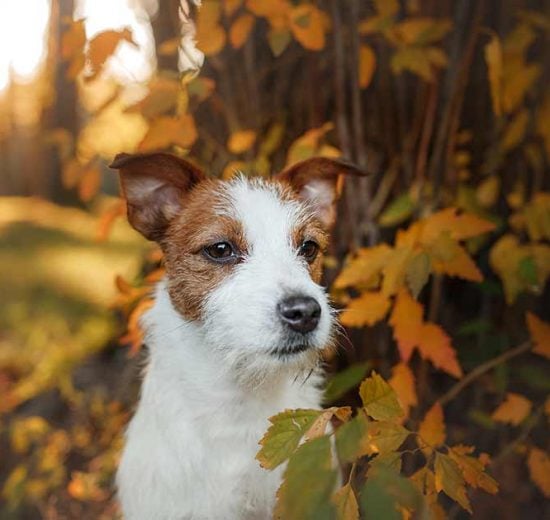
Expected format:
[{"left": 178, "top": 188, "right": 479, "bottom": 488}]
[
  {"left": 334, "top": 244, "right": 393, "bottom": 289},
  {"left": 428, "top": 232, "right": 483, "bottom": 282},
  {"left": 230, "top": 13, "right": 255, "bottom": 48},
  {"left": 420, "top": 208, "right": 495, "bottom": 244},
  {"left": 359, "top": 45, "right": 376, "bottom": 89},
  {"left": 418, "top": 323, "right": 463, "bottom": 378},
  {"left": 389, "top": 289, "right": 423, "bottom": 362},
  {"left": 527, "top": 447, "right": 550, "bottom": 497},
  {"left": 449, "top": 445, "right": 499, "bottom": 495},
  {"left": 340, "top": 291, "right": 391, "bottom": 327},
  {"left": 491, "top": 392, "right": 532, "bottom": 425},
  {"left": 224, "top": 0, "right": 243, "bottom": 17},
  {"left": 195, "top": 2, "right": 226, "bottom": 56},
  {"left": 526, "top": 312, "right": 550, "bottom": 359},
  {"left": 228, "top": 130, "right": 257, "bottom": 154},
  {"left": 388, "top": 362, "right": 417, "bottom": 419},
  {"left": 289, "top": 4, "right": 328, "bottom": 51},
  {"left": 418, "top": 403, "right": 446, "bottom": 453},
  {"left": 138, "top": 114, "right": 197, "bottom": 151},
  {"left": 87, "top": 28, "right": 137, "bottom": 80}
]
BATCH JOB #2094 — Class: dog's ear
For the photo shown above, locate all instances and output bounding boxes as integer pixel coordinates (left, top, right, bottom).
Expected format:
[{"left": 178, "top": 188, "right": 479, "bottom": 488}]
[
  {"left": 110, "top": 152, "right": 205, "bottom": 241},
  {"left": 276, "top": 157, "right": 367, "bottom": 228}
]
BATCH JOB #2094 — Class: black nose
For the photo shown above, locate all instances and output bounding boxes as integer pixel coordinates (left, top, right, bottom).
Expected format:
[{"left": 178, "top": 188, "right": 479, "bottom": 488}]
[{"left": 277, "top": 296, "right": 321, "bottom": 334}]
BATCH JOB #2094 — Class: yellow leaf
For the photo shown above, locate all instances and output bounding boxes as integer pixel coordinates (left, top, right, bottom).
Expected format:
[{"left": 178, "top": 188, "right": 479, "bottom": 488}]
[
  {"left": 392, "top": 17, "right": 451, "bottom": 45},
  {"left": 476, "top": 176, "right": 500, "bottom": 207},
  {"left": 359, "top": 371, "right": 403, "bottom": 421},
  {"left": 391, "top": 47, "right": 434, "bottom": 81},
  {"left": 366, "top": 420, "right": 409, "bottom": 454},
  {"left": 501, "top": 109, "right": 529, "bottom": 152},
  {"left": 526, "top": 312, "right": 550, "bottom": 360},
  {"left": 359, "top": 45, "right": 376, "bottom": 89},
  {"left": 484, "top": 34, "right": 503, "bottom": 116},
  {"left": 434, "top": 452, "right": 472, "bottom": 512},
  {"left": 389, "top": 289, "right": 423, "bottom": 362},
  {"left": 222, "top": 160, "right": 248, "bottom": 180},
  {"left": 374, "top": 0, "right": 399, "bottom": 17},
  {"left": 230, "top": 13, "right": 255, "bottom": 48},
  {"left": 228, "top": 129, "right": 257, "bottom": 154},
  {"left": 381, "top": 246, "right": 414, "bottom": 296},
  {"left": 195, "top": 1, "right": 226, "bottom": 56},
  {"left": 138, "top": 114, "right": 197, "bottom": 151},
  {"left": 491, "top": 392, "right": 532, "bottom": 425},
  {"left": 246, "top": 0, "right": 291, "bottom": 30},
  {"left": 418, "top": 403, "right": 445, "bottom": 454},
  {"left": 333, "top": 483, "right": 359, "bottom": 520},
  {"left": 340, "top": 291, "right": 391, "bottom": 327},
  {"left": 528, "top": 447, "right": 550, "bottom": 497},
  {"left": 158, "top": 37, "right": 180, "bottom": 55},
  {"left": 502, "top": 63, "right": 540, "bottom": 114},
  {"left": 286, "top": 122, "right": 334, "bottom": 165},
  {"left": 428, "top": 232, "right": 483, "bottom": 282},
  {"left": 289, "top": 4, "right": 328, "bottom": 51},
  {"left": 334, "top": 244, "right": 393, "bottom": 289},
  {"left": 419, "top": 208, "right": 495, "bottom": 244},
  {"left": 405, "top": 251, "right": 431, "bottom": 297},
  {"left": 389, "top": 362, "right": 417, "bottom": 419}
]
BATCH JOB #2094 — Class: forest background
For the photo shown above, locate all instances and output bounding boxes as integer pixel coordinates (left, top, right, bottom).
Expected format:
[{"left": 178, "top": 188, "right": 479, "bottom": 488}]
[{"left": 0, "top": 0, "right": 549, "bottom": 518}]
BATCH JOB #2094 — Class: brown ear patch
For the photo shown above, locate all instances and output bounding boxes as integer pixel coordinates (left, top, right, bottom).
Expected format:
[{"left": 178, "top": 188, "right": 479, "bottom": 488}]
[
  {"left": 110, "top": 152, "right": 206, "bottom": 241},
  {"left": 276, "top": 157, "right": 367, "bottom": 228}
]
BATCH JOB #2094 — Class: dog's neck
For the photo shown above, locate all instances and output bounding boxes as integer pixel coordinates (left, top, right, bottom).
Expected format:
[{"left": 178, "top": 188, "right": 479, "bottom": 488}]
[{"left": 139, "top": 280, "right": 323, "bottom": 408}]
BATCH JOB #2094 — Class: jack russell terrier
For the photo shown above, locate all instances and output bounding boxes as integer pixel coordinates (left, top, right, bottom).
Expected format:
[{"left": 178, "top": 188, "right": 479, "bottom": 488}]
[{"left": 110, "top": 152, "right": 364, "bottom": 520}]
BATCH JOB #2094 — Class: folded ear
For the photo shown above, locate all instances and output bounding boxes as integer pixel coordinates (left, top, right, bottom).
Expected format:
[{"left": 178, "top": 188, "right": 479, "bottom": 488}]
[
  {"left": 276, "top": 157, "right": 368, "bottom": 227},
  {"left": 109, "top": 152, "right": 205, "bottom": 241}
]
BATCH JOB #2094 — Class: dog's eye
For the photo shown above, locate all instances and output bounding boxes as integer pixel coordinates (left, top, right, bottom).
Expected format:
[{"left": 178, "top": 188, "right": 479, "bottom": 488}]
[
  {"left": 203, "top": 242, "right": 237, "bottom": 263},
  {"left": 298, "top": 240, "right": 320, "bottom": 262}
]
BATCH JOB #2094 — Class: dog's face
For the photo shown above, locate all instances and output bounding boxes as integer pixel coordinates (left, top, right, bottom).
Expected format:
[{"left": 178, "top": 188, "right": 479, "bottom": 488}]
[{"left": 111, "top": 153, "right": 364, "bottom": 371}]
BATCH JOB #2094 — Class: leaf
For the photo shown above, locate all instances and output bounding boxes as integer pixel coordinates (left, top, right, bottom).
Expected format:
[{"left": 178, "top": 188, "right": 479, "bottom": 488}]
[
  {"left": 381, "top": 246, "right": 414, "bottom": 296},
  {"left": 276, "top": 435, "right": 337, "bottom": 520},
  {"left": 361, "top": 466, "right": 425, "bottom": 520},
  {"left": 187, "top": 76, "right": 216, "bottom": 103},
  {"left": 391, "top": 47, "right": 435, "bottom": 81},
  {"left": 289, "top": 4, "right": 328, "bottom": 51},
  {"left": 268, "top": 27, "right": 292, "bottom": 56},
  {"left": 333, "top": 483, "right": 359, "bottom": 520},
  {"left": 379, "top": 192, "right": 415, "bottom": 227},
  {"left": 392, "top": 17, "right": 451, "bottom": 45},
  {"left": 491, "top": 392, "right": 532, "bottom": 425},
  {"left": 335, "top": 411, "right": 370, "bottom": 463},
  {"left": 227, "top": 129, "right": 257, "bottom": 154},
  {"left": 526, "top": 312, "right": 550, "bottom": 359},
  {"left": 138, "top": 114, "right": 197, "bottom": 151},
  {"left": 359, "top": 371, "right": 403, "bottom": 421},
  {"left": 359, "top": 45, "right": 376, "bottom": 89},
  {"left": 224, "top": 0, "right": 243, "bottom": 17},
  {"left": 373, "top": 0, "right": 399, "bottom": 17},
  {"left": 125, "top": 77, "right": 180, "bottom": 119},
  {"left": 340, "top": 292, "right": 391, "bottom": 327},
  {"left": 428, "top": 232, "right": 483, "bottom": 282},
  {"left": 389, "top": 288, "right": 423, "bottom": 362},
  {"left": 405, "top": 251, "right": 431, "bottom": 297},
  {"left": 501, "top": 109, "right": 529, "bottom": 152},
  {"left": 434, "top": 452, "right": 472, "bottom": 512},
  {"left": 334, "top": 245, "right": 393, "bottom": 289},
  {"left": 527, "top": 447, "right": 550, "bottom": 497},
  {"left": 157, "top": 37, "right": 180, "bottom": 55},
  {"left": 448, "top": 445, "right": 499, "bottom": 495},
  {"left": 230, "top": 13, "right": 255, "bottom": 49},
  {"left": 484, "top": 34, "right": 503, "bottom": 116},
  {"left": 78, "top": 165, "right": 101, "bottom": 202},
  {"left": 418, "top": 403, "right": 445, "bottom": 454},
  {"left": 195, "top": 1, "right": 226, "bottom": 56},
  {"left": 87, "top": 28, "right": 137, "bottom": 80},
  {"left": 418, "top": 323, "right": 463, "bottom": 378},
  {"left": 324, "top": 362, "right": 370, "bottom": 404},
  {"left": 286, "top": 122, "right": 334, "bottom": 165},
  {"left": 388, "top": 363, "right": 417, "bottom": 418},
  {"left": 304, "top": 407, "right": 351, "bottom": 441},
  {"left": 366, "top": 421, "right": 409, "bottom": 454},
  {"left": 256, "top": 409, "right": 321, "bottom": 469},
  {"left": 420, "top": 208, "right": 495, "bottom": 243},
  {"left": 476, "top": 176, "right": 500, "bottom": 207}
]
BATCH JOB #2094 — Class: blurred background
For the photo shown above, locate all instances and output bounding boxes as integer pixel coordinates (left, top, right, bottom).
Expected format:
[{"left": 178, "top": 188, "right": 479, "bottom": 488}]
[{"left": 0, "top": 0, "right": 549, "bottom": 518}]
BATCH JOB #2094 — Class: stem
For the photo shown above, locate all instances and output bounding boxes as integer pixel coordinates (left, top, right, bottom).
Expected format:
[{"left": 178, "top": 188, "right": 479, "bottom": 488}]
[{"left": 438, "top": 341, "right": 532, "bottom": 406}]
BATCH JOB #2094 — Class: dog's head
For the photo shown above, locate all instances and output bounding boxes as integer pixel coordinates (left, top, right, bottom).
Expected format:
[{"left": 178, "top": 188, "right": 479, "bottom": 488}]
[{"left": 111, "top": 152, "right": 364, "bottom": 372}]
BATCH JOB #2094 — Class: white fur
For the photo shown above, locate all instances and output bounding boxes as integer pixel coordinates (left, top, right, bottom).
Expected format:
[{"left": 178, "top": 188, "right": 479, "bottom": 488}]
[{"left": 117, "top": 179, "right": 334, "bottom": 519}]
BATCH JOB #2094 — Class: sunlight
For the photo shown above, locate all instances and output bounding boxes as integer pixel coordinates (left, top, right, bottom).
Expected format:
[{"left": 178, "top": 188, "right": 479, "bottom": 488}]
[{"left": 0, "top": 0, "right": 51, "bottom": 90}]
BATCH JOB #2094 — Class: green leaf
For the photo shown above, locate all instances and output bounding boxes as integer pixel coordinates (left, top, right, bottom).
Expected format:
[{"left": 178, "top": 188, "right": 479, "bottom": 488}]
[
  {"left": 518, "top": 255, "right": 538, "bottom": 285},
  {"left": 359, "top": 371, "right": 403, "bottom": 421},
  {"left": 369, "top": 451, "right": 403, "bottom": 473},
  {"left": 360, "top": 466, "right": 426, "bottom": 520},
  {"left": 379, "top": 192, "right": 415, "bottom": 227},
  {"left": 434, "top": 452, "right": 472, "bottom": 512},
  {"left": 324, "top": 362, "right": 370, "bottom": 404},
  {"left": 256, "top": 409, "right": 321, "bottom": 469},
  {"left": 405, "top": 251, "right": 431, "bottom": 297},
  {"left": 367, "top": 421, "right": 409, "bottom": 454},
  {"left": 335, "top": 412, "right": 369, "bottom": 463},
  {"left": 276, "top": 435, "right": 337, "bottom": 520},
  {"left": 268, "top": 27, "right": 291, "bottom": 56}
]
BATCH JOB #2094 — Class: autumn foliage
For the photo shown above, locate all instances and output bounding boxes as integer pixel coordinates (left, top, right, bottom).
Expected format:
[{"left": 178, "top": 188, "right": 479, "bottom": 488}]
[{"left": 0, "top": 0, "right": 549, "bottom": 518}]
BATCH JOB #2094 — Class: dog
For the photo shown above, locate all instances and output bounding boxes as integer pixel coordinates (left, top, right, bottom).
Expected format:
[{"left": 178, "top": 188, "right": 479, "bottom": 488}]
[{"left": 110, "top": 152, "right": 364, "bottom": 520}]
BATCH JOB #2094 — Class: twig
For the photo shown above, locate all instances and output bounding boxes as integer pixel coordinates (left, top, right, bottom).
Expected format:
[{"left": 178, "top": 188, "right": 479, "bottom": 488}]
[{"left": 438, "top": 341, "right": 532, "bottom": 406}]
